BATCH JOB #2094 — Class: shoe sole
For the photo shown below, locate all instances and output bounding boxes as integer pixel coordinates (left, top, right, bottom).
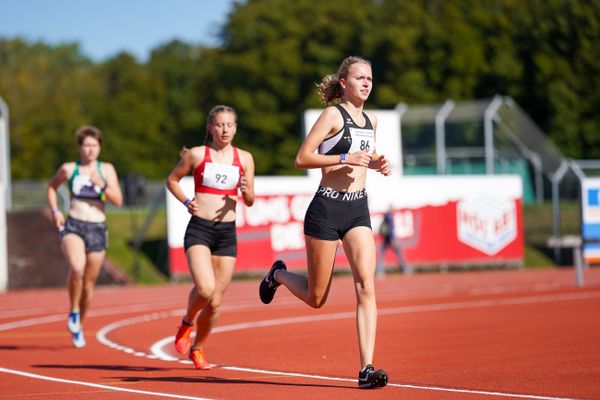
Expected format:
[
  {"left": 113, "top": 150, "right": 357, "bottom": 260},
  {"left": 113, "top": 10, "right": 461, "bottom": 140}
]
[
  {"left": 358, "top": 370, "right": 388, "bottom": 388},
  {"left": 193, "top": 363, "right": 213, "bottom": 370},
  {"left": 71, "top": 332, "right": 86, "bottom": 348},
  {"left": 189, "top": 354, "right": 214, "bottom": 370},
  {"left": 259, "top": 260, "right": 286, "bottom": 304},
  {"left": 259, "top": 280, "right": 276, "bottom": 304}
]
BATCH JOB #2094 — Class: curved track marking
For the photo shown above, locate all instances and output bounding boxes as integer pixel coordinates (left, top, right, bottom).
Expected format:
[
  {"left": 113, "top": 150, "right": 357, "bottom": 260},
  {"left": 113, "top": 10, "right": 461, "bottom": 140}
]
[
  {"left": 0, "top": 303, "right": 181, "bottom": 332},
  {"left": 2, "top": 274, "right": 596, "bottom": 400},
  {"left": 94, "top": 291, "right": 599, "bottom": 400}
]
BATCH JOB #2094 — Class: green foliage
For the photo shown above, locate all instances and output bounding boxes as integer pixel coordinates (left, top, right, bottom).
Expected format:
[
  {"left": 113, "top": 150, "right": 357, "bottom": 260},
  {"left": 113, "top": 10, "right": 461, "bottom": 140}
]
[
  {"left": 214, "top": 0, "right": 382, "bottom": 174},
  {"left": 105, "top": 209, "right": 168, "bottom": 284},
  {"left": 94, "top": 53, "right": 176, "bottom": 177},
  {"left": 1, "top": 0, "right": 599, "bottom": 179},
  {"left": 0, "top": 39, "right": 99, "bottom": 178}
]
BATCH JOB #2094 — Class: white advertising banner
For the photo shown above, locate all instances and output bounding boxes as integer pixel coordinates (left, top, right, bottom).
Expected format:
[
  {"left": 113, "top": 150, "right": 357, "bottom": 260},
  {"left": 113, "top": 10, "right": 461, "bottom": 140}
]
[
  {"left": 581, "top": 178, "right": 600, "bottom": 264},
  {"left": 166, "top": 175, "right": 523, "bottom": 275}
]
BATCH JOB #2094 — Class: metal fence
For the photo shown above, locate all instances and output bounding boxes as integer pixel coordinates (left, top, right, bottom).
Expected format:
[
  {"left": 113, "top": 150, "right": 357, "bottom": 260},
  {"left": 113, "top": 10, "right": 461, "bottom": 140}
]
[
  {"left": 400, "top": 95, "right": 573, "bottom": 204},
  {"left": 11, "top": 180, "right": 167, "bottom": 211}
]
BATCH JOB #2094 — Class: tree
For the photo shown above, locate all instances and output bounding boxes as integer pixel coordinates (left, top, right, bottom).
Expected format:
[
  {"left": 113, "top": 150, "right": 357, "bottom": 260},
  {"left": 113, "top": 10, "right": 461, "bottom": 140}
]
[
  {"left": 214, "top": 0, "right": 380, "bottom": 174},
  {"left": 93, "top": 53, "right": 174, "bottom": 178},
  {"left": 0, "top": 38, "right": 99, "bottom": 178},
  {"left": 1, "top": 0, "right": 599, "bottom": 178},
  {"left": 147, "top": 40, "right": 206, "bottom": 152}
]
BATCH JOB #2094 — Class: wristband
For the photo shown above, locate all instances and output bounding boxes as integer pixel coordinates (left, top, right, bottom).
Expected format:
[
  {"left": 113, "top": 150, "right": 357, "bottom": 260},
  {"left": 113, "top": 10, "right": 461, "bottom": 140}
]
[
  {"left": 51, "top": 208, "right": 61, "bottom": 214},
  {"left": 183, "top": 198, "right": 191, "bottom": 207},
  {"left": 340, "top": 153, "right": 347, "bottom": 164}
]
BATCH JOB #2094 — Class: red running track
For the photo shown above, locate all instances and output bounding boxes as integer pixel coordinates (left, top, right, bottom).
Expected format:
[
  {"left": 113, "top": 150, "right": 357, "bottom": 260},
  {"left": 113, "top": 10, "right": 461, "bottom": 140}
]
[{"left": 1, "top": 267, "right": 599, "bottom": 400}]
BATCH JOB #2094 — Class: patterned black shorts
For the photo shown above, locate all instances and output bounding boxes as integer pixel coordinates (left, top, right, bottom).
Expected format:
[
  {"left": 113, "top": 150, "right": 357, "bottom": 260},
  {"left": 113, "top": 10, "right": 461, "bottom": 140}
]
[{"left": 61, "top": 217, "right": 108, "bottom": 252}]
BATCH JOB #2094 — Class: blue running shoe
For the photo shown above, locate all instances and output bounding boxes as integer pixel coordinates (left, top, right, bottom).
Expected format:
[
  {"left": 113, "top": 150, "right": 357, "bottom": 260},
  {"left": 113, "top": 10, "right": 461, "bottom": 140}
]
[
  {"left": 67, "top": 311, "right": 81, "bottom": 334},
  {"left": 71, "top": 329, "right": 86, "bottom": 348}
]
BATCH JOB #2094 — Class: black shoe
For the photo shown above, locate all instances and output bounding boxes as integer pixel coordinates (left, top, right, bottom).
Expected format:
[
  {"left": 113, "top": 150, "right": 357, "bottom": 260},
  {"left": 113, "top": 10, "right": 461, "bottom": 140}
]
[
  {"left": 358, "top": 364, "right": 388, "bottom": 389},
  {"left": 259, "top": 260, "right": 286, "bottom": 304}
]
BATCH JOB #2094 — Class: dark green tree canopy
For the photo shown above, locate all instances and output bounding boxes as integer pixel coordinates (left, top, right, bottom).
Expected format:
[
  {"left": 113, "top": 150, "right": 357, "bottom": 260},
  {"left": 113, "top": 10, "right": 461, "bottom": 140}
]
[{"left": 1, "top": 0, "right": 598, "bottom": 179}]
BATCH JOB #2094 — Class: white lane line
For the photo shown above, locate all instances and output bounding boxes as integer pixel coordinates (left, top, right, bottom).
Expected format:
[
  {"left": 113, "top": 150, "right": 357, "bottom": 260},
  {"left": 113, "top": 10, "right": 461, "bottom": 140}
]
[
  {"left": 0, "top": 303, "right": 180, "bottom": 331},
  {"left": 94, "top": 291, "right": 599, "bottom": 399},
  {"left": 0, "top": 307, "right": 60, "bottom": 319},
  {"left": 377, "top": 291, "right": 600, "bottom": 317},
  {"left": 0, "top": 296, "right": 295, "bottom": 332},
  {"left": 97, "top": 311, "right": 176, "bottom": 357},
  {"left": 0, "top": 366, "right": 214, "bottom": 400},
  {"left": 146, "top": 290, "right": 600, "bottom": 363},
  {"left": 3, "top": 287, "right": 595, "bottom": 399},
  {"left": 224, "top": 366, "right": 577, "bottom": 400}
]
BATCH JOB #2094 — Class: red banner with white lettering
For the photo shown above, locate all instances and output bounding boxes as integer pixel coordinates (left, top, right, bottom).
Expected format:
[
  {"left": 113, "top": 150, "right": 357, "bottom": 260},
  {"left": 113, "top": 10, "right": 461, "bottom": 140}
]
[{"left": 167, "top": 176, "right": 523, "bottom": 276}]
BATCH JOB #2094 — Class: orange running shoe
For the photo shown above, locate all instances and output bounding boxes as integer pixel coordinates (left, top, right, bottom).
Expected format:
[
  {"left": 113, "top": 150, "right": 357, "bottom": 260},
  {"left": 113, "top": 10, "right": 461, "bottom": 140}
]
[
  {"left": 189, "top": 347, "right": 212, "bottom": 370},
  {"left": 174, "top": 321, "right": 193, "bottom": 354}
]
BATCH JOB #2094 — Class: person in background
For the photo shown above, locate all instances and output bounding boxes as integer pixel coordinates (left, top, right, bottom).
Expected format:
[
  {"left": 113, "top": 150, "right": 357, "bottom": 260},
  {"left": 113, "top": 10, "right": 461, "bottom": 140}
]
[
  {"left": 47, "top": 125, "right": 123, "bottom": 348},
  {"left": 166, "top": 105, "right": 255, "bottom": 369},
  {"left": 259, "top": 56, "right": 390, "bottom": 389},
  {"left": 376, "top": 207, "right": 412, "bottom": 276}
]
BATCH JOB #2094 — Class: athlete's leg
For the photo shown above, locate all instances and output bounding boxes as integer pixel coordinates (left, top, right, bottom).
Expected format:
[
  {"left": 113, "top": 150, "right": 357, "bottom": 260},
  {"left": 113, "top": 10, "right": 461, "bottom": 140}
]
[
  {"left": 342, "top": 226, "right": 378, "bottom": 369},
  {"left": 275, "top": 236, "right": 338, "bottom": 308},
  {"left": 193, "top": 255, "right": 236, "bottom": 347},
  {"left": 79, "top": 250, "right": 105, "bottom": 320},
  {"left": 61, "top": 234, "right": 87, "bottom": 313},
  {"left": 185, "top": 245, "right": 215, "bottom": 324}
]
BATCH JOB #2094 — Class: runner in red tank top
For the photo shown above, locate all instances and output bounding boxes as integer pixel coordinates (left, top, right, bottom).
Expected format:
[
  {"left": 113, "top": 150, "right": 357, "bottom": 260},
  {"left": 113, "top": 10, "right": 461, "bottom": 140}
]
[
  {"left": 166, "top": 105, "right": 255, "bottom": 369},
  {"left": 193, "top": 144, "right": 244, "bottom": 196}
]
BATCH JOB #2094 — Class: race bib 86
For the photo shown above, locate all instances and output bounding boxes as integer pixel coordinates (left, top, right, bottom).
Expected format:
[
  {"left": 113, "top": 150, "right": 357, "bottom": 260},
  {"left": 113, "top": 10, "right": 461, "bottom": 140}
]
[{"left": 349, "top": 128, "right": 375, "bottom": 154}]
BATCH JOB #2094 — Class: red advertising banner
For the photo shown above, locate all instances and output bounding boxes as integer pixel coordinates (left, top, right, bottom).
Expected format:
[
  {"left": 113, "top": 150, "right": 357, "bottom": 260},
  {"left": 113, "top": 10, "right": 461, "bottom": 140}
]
[{"left": 167, "top": 176, "right": 524, "bottom": 276}]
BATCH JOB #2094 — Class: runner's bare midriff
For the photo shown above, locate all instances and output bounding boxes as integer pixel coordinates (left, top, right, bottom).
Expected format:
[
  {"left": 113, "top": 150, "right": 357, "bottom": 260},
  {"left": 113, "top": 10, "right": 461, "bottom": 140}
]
[{"left": 68, "top": 198, "right": 106, "bottom": 222}]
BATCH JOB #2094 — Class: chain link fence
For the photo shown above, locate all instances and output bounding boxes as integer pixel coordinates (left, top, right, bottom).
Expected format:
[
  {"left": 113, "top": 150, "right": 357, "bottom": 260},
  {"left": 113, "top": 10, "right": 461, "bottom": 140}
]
[{"left": 11, "top": 179, "right": 167, "bottom": 211}]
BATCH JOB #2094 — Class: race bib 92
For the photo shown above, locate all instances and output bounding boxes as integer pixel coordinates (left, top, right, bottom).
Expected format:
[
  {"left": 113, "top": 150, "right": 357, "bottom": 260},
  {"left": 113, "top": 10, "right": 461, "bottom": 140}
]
[{"left": 202, "top": 162, "right": 240, "bottom": 191}]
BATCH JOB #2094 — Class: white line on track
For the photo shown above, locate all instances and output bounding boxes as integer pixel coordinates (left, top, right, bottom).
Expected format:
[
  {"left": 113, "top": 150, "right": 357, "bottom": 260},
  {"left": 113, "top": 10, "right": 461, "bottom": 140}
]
[
  {"left": 96, "top": 291, "right": 598, "bottom": 399},
  {"left": 2, "top": 285, "right": 595, "bottom": 399},
  {"left": 223, "top": 366, "right": 577, "bottom": 400},
  {"left": 0, "top": 366, "right": 214, "bottom": 400},
  {"left": 0, "top": 303, "right": 181, "bottom": 331}
]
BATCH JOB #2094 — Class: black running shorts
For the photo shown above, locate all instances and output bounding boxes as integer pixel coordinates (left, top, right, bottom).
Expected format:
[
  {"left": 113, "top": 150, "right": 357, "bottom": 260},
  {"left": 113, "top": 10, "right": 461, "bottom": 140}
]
[
  {"left": 304, "top": 186, "right": 372, "bottom": 241},
  {"left": 61, "top": 217, "right": 108, "bottom": 252},
  {"left": 184, "top": 216, "right": 237, "bottom": 257}
]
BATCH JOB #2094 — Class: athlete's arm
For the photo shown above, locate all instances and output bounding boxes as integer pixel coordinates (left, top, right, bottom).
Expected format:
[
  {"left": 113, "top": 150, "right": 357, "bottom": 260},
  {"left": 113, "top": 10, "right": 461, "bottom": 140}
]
[
  {"left": 46, "top": 163, "right": 70, "bottom": 228},
  {"left": 239, "top": 150, "right": 255, "bottom": 207},
  {"left": 369, "top": 153, "right": 392, "bottom": 176},
  {"left": 166, "top": 147, "right": 201, "bottom": 213},
  {"left": 95, "top": 162, "right": 123, "bottom": 207},
  {"left": 295, "top": 107, "right": 351, "bottom": 168}
]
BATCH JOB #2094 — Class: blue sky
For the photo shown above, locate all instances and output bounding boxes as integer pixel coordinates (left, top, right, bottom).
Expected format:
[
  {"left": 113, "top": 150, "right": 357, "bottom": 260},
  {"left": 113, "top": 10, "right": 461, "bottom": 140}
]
[{"left": 0, "top": 0, "right": 237, "bottom": 61}]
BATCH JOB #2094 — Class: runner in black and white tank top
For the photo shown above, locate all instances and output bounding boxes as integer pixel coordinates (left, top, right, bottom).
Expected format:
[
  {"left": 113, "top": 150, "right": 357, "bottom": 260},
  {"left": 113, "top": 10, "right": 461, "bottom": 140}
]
[{"left": 318, "top": 104, "right": 375, "bottom": 157}]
